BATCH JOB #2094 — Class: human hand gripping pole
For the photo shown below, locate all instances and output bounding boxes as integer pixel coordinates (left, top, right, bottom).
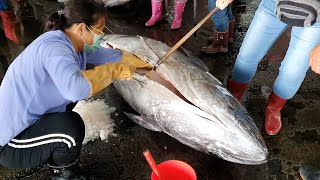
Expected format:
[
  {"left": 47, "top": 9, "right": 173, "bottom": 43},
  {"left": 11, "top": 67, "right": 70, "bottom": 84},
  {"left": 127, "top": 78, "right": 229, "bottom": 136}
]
[
  {"left": 153, "top": 7, "right": 219, "bottom": 70},
  {"left": 216, "top": 0, "right": 234, "bottom": 10}
]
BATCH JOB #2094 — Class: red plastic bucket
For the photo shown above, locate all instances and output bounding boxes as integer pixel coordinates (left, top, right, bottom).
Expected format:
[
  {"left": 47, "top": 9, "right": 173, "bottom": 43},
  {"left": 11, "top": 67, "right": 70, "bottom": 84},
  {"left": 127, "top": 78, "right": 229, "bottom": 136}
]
[{"left": 151, "top": 160, "right": 196, "bottom": 180}]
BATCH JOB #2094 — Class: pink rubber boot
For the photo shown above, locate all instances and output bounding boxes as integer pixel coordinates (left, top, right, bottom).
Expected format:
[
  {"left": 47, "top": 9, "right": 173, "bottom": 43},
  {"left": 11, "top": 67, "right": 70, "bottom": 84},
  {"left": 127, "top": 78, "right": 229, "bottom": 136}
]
[
  {"left": 171, "top": 0, "right": 186, "bottom": 29},
  {"left": 145, "top": 0, "right": 163, "bottom": 27}
]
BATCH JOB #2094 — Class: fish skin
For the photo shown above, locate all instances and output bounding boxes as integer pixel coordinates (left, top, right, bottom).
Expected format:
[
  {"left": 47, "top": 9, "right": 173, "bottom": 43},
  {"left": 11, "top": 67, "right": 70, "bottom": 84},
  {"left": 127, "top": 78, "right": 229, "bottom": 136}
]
[
  {"left": 103, "top": 0, "right": 133, "bottom": 7},
  {"left": 102, "top": 35, "right": 269, "bottom": 165}
]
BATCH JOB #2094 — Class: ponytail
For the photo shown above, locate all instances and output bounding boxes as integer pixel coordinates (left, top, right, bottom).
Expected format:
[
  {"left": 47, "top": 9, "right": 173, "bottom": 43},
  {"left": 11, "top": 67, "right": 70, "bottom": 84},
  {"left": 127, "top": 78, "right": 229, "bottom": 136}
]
[{"left": 43, "top": 11, "right": 67, "bottom": 32}]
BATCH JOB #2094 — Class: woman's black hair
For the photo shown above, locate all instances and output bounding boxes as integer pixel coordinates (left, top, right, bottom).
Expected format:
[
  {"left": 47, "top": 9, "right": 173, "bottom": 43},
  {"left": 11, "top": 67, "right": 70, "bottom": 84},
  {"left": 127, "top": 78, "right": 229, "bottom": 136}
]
[{"left": 43, "top": 0, "right": 107, "bottom": 32}]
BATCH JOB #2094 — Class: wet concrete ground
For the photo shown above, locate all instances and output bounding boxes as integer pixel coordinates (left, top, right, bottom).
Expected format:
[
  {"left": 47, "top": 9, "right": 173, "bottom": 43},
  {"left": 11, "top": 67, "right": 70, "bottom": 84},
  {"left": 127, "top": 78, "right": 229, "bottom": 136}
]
[{"left": 1, "top": 0, "right": 320, "bottom": 179}]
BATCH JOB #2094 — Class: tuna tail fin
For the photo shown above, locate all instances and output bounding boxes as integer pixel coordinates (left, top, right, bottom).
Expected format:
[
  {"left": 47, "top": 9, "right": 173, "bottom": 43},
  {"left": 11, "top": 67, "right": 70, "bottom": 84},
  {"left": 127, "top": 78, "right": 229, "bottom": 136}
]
[{"left": 124, "top": 112, "right": 162, "bottom": 132}]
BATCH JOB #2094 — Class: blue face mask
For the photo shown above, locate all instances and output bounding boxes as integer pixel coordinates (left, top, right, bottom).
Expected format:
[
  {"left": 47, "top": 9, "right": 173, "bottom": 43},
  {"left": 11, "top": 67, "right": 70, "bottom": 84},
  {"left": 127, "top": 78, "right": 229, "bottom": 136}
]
[{"left": 81, "top": 26, "right": 104, "bottom": 53}]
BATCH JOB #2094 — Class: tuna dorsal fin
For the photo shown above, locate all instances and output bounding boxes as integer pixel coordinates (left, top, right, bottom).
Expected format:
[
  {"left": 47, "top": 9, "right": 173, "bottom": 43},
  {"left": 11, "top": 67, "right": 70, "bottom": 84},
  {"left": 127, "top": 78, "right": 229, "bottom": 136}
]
[
  {"left": 139, "top": 36, "right": 160, "bottom": 65},
  {"left": 124, "top": 112, "right": 162, "bottom": 132},
  {"left": 181, "top": 47, "right": 209, "bottom": 72}
]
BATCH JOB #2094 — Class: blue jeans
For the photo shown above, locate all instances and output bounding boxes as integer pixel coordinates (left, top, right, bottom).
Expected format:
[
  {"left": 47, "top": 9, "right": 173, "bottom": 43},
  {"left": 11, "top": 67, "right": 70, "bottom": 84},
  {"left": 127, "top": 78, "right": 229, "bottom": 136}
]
[
  {"left": 208, "top": 0, "right": 234, "bottom": 32},
  {"left": 231, "top": 0, "right": 320, "bottom": 99}
]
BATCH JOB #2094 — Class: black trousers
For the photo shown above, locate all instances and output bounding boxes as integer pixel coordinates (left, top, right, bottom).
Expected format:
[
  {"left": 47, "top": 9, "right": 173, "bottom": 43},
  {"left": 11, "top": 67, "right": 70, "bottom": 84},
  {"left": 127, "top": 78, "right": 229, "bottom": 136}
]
[{"left": 0, "top": 103, "right": 85, "bottom": 169}]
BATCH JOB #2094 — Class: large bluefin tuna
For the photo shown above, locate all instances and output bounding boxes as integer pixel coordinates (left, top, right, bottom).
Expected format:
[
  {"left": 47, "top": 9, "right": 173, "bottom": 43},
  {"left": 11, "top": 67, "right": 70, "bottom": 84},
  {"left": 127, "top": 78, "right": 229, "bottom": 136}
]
[{"left": 101, "top": 35, "right": 268, "bottom": 165}]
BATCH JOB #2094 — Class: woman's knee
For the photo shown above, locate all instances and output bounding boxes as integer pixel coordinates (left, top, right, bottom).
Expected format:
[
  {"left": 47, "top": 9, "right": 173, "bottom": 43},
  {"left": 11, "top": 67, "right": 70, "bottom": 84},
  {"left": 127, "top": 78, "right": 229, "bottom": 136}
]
[
  {"left": 275, "top": 69, "right": 307, "bottom": 99},
  {"left": 50, "top": 112, "right": 85, "bottom": 165},
  {"left": 56, "top": 112, "right": 85, "bottom": 144},
  {"left": 237, "top": 45, "right": 262, "bottom": 65},
  {"left": 281, "top": 70, "right": 306, "bottom": 85},
  {"left": 66, "top": 112, "right": 85, "bottom": 130}
]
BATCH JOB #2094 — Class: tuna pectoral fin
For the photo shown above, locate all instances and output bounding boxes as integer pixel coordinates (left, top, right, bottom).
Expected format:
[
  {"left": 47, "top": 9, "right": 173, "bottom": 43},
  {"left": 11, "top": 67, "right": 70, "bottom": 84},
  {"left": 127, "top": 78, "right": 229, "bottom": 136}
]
[
  {"left": 139, "top": 36, "right": 160, "bottom": 65},
  {"left": 124, "top": 112, "right": 162, "bottom": 132}
]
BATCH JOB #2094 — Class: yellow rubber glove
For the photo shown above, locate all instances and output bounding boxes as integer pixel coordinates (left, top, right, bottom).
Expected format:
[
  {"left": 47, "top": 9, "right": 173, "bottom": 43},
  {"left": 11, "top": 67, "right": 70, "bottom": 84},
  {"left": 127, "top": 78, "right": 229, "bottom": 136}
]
[
  {"left": 81, "top": 50, "right": 152, "bottom": 96},
  {"left": 81, "top": 62, "right": 135, "bottom": 96},
  {"left": 120, "top": 50, "right": 153, "bottom": 70}
]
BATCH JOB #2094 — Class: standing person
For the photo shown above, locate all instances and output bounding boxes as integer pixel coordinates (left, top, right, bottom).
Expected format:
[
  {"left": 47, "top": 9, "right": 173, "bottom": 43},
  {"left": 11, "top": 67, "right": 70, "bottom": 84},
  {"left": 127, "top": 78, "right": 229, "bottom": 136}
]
[
  {"left": 0, "top": 0, "right": 20, "bottom": 44},
  {"left": 0, "top": 0, "right": 151, "bottom": 179},
  {"left": 145, "top": 0, "right": 187, "bottom": 29},
  {"left": 201, "top": 0, "right": 235, "bottom": 54},
  {"left": 222, "top": 0, "right": 320, "bottom": 135}
]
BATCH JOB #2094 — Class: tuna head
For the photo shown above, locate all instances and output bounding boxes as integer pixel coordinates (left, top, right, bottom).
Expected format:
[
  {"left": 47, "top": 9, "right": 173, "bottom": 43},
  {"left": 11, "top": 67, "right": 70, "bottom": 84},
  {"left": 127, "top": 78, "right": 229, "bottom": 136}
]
[{"left": 102, "top": 35, "right": 268, "bottom": 165}]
